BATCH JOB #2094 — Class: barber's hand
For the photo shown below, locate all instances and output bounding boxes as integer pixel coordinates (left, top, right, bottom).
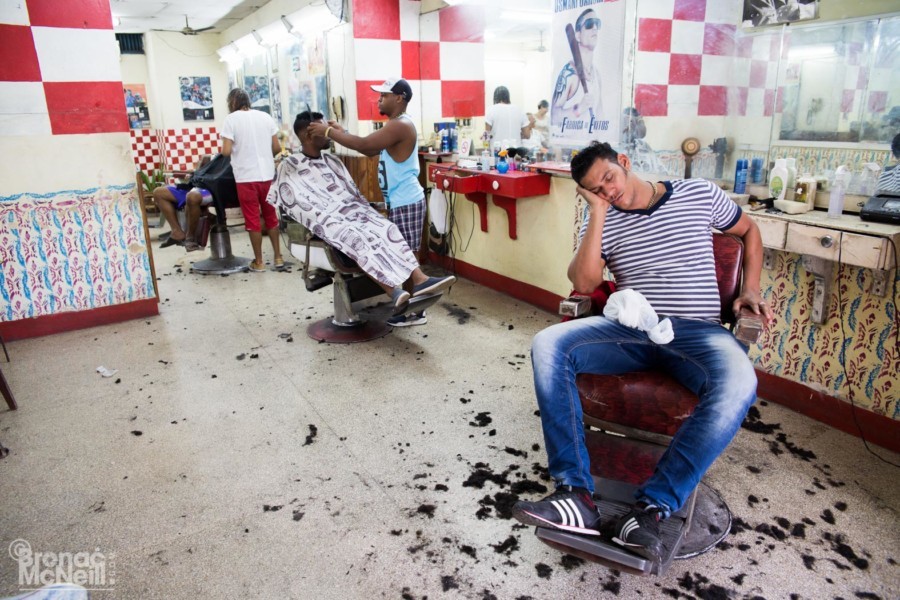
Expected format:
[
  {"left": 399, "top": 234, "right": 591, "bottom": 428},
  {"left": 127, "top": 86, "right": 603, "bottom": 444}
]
[
  {"left": 576, "top": 185, "right": 610, "bottom": 212},
  {"left": 733, "top": 291, "right": 774, "bottom": 327},
  {"left": 307, "top": 122, "right": 327, "bottom": 138}
]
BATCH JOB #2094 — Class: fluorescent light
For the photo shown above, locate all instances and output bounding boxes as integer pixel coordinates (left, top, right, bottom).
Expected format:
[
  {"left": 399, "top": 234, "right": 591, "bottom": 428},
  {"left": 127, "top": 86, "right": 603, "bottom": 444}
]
[
  {"left": 286, "top": 5, "right": 341, "bottom": 34},
  {"left": 500, "top": 10, "right": 547, "bottom": 23}
]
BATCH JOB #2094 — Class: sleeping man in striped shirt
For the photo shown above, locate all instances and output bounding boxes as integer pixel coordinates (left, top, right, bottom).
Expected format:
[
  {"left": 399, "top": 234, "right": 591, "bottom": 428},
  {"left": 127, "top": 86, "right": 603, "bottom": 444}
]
[{"left": 512, "top": 141, "right": 774, "bottom": 561}]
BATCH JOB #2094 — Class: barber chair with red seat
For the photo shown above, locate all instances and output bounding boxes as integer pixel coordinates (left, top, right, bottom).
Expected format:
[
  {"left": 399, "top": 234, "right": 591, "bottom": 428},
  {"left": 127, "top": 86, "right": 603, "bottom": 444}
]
[
  {"left": 535, "top": 232, "right": 765, "bottom": 576},
  {"left": 283, "top": 211, "right": 443, "bottom": 343}
]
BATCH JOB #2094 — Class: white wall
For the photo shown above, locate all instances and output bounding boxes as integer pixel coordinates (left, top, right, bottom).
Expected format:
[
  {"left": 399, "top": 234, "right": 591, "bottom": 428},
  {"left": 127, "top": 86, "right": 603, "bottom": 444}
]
[{"left": 143, "top": 32, "right": 229, "bottom": 130}]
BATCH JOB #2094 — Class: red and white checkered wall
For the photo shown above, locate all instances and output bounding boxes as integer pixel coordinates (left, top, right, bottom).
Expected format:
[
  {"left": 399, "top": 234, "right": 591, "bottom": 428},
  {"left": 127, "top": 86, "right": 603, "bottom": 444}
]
[
  {"left": 0, "top": 0, "right": 128, "bottom": 136},
  {"left": 351, "top": 0, "right": 485, "bottom": 123},
  {"left": 129, "top": 127, "right": 220, "bottom": 174}
]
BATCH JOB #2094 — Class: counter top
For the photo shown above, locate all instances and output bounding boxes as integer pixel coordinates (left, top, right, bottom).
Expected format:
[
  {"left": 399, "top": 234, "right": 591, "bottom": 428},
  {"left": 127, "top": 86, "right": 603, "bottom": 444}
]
[{"left": 747, "top": 207, "right": 900, "bottom": 238}]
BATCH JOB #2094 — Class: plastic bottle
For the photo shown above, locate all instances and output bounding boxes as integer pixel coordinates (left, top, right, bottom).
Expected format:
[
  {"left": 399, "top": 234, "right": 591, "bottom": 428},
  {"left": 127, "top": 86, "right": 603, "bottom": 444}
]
[
  {"left": 440, "top": 129, "right": 449, "bottom": 153},
  {"left": 796, "top": 174, "right": 817, "bottom": 211},
  {"left": 829, "top": 166, "right": 848, "bottom": 219},
  {"left": 750, "top": 157, "right": 764, "bottom": 184},
  {"left": 785, "top": 158, "right": 797, "bottom": 200},
  {"left": 481, "top": 149, "right": 491, "bottom": 171},
  {"left": 733, "top": 158, "right": 748, "bottom": 194},
  {"left": 769, "top": 158, "right": 789, "bottom": 201}
]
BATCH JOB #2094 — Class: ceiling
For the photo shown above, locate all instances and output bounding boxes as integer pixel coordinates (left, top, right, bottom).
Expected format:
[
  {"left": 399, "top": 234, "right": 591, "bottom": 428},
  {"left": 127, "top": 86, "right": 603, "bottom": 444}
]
[{"left": 110, "top": 0, "right": 267, "bottom": 34}]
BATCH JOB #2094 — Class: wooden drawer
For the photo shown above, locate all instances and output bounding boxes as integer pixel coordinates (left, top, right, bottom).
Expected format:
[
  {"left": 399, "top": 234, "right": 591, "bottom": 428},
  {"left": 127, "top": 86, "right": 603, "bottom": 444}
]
[
  {"left": 753, "top": 216, "right": 787, "bottom": 249},
  {"left": 785, "top": 223, "right": 893, "bottom": 269}
]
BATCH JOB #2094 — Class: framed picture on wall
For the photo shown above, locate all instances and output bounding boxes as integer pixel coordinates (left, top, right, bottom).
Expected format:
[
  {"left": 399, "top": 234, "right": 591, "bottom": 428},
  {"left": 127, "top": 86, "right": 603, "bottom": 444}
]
[
  {"left": 245, "top": 75, "right": 271, "bottom": 114},
  {"left": 124, "top": 83, "right": 150, "bottom": 129},
  {"left": 180, "top": 76, "right": 214, "bottom": 121},
  {"left": 742, "top": 0, "right": 818, "bottom": 28}
]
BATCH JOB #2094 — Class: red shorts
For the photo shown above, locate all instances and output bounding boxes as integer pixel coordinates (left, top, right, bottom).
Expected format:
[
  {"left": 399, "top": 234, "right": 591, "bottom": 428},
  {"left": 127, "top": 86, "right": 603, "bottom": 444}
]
[{"left": 236, "top": 180, "right": 278, "bottom": 232}]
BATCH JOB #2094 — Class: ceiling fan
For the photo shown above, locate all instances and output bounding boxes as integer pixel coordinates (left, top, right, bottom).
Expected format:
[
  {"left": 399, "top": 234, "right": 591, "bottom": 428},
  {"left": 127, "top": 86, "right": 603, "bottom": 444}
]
[{"left": 155, "top": 15, "right": 215, "bottom": 35}]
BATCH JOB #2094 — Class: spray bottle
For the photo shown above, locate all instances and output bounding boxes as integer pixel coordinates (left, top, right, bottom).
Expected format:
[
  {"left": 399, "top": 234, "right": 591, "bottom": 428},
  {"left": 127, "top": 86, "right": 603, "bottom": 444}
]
[{"left": 828, "top": 166, "right": 849, "bottom": 219}]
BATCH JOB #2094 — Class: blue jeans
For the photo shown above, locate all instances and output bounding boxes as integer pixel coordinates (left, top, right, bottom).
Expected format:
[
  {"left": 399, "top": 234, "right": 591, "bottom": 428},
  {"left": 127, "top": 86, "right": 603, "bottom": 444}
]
[{"left": 531, "top": 316, "right": 757, "bottom": 514}]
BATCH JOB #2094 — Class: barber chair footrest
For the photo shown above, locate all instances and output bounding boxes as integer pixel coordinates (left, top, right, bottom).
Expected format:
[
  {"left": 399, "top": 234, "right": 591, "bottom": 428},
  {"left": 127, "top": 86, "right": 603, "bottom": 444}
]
[
  {"left": 305, "top": 269, "right": 333, "bottom": 292},
  {"left": 356, "top": 292, "right": 443, "bottom": 322},
  {"left": 534, "top": 480, "right": 730, "bottom": 576}
]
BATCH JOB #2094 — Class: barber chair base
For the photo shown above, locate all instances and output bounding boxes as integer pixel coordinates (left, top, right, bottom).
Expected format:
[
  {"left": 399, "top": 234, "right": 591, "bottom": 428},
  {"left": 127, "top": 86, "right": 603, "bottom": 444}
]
[
  {"left": 191, "top": 227, "right": 252, "bottom": 275},
  {"left": 308, "top": 293, "right": 443, "bottom": 343},
  {"left": 534, "top": 480, "right": 731, "bottom": 576},
  {"left": 307, "top": 319, "right": 392, "bottom": 343}
]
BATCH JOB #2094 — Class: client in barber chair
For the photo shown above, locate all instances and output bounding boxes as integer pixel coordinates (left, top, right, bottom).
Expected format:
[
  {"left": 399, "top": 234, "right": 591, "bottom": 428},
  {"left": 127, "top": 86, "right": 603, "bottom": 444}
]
[
  {"left": 266, "top": 111, "right": 455, "bottom": 313},
  {"left": 512, "top": 141, "right": 774, "bottom": 561},
  {"left": 153, "top": 155, "right": 213, "bottom": 252}
]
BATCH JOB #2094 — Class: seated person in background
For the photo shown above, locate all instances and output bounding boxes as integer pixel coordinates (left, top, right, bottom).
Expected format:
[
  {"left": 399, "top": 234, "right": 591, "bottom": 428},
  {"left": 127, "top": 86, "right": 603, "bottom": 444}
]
[
  {"left": 876, "top": 132, "right": 900, "bottom": 193},
  {"left": 267, "top": 111, "right": 455, "bottom": 311},
  {"left": 512, "top": 141, "right": 773, "bottom": 560},
  {"left": 152, "top": 155, "right": 214, "bottom": 251}
]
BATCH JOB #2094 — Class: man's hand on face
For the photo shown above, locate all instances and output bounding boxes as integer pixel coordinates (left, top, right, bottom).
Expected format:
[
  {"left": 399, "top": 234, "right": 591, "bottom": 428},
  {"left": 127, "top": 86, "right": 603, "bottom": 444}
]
[{"left": 576, "top": 185, "right": 610, "bottom": 212}]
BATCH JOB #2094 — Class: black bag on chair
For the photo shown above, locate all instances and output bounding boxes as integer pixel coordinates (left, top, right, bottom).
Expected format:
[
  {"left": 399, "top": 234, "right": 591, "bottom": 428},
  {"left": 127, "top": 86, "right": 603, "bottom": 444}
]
[{"left": 190, "top": 154, "right": 239, "bottom": 225}]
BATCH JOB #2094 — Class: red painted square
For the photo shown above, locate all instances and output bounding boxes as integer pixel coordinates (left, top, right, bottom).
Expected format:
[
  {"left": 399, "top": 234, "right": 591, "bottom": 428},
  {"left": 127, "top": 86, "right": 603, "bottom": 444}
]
[
  {"left": 0, "top": 25, "right": 41, "bottom": 81},
  {"left": 442, "top": 81, "right": 484, "bottom": 118},
  {"left": 401, "top": 41, "right": 440, "bottom": 80},
  {"left": 355, "top": 80, "right": 384, "bottom": 120},
  {"left": 44, "top": 81, "right": 129, "bottom": 134},
  {"left": 401, "top": 41, "right": 421, "bottom": 80},
  {"left": 669, "top": 54, "right": 701, "bottom": 85},
  {"left": 856, "top": 68, "right": 867, "bottom": 90},
  {"left": 766, "top": 89, "right": 777, "bottom": 116},
  {"left": 26, "top": 0, "right": 112, "bottom": 29},
  {"left": 352, "top": 0, "right": 400, "bottom": 40},
  {"left": 841, "top": 90, "right": 855, "bottom": 113},
  {"left": 674, "top": 0, "right": 706, "bottom": 21},
  {"left": 733, "top": 86, "right": 748, "bottom": 116},
  {"left": 703, "top": 24, "right": 734, "bottom": 56},
  {"left": 439, "top": 4, "right": 484, "bottom": 43},
  {"left": 868, "top": 91, "right": 887, "bottom": 114},
  {"left": 638, "top": 19, "right": 672, "bottom": 53},
  {"left": 749, "top": 60, "right": 768, "bottom": 88},
  {"left": 634, "top": 84, "right": 668, "bottom": 117},
  {"left": 698, "top": 85, "right": 727, "bottom": 116},
  {"left": 736, "top": 36, "right": 753, "bottom": 59}
]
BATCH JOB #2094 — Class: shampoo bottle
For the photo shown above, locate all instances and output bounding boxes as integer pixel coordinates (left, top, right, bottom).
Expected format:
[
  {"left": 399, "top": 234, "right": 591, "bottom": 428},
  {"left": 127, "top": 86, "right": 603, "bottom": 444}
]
[
  {"left": 769, "top": 158, "right": 789, "bottom": 201},
  {"left": 785, "top": 158, "right": 798, "bottom": 200},
  {"left": 829, "top": 166, "right": 849, "bottom": 219}
]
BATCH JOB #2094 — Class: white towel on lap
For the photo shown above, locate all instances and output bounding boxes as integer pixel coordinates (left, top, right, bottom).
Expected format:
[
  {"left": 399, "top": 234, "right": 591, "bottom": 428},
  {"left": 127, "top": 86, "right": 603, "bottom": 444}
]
[{"left": 602, "top": 289, "right": 674, "bottom": 344}]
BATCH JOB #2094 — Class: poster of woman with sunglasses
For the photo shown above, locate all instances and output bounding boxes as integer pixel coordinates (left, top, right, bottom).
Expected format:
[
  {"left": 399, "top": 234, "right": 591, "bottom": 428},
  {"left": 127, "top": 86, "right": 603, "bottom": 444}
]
[{"left": 551, "top": 1, "right": 624, "bottom": 149}]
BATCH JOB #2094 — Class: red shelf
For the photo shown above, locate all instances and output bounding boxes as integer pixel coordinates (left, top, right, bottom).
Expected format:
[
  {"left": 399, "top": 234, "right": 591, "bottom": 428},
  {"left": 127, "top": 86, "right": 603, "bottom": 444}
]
[{"left": 427, "top": 164, "right": 551, "bottom": 239}]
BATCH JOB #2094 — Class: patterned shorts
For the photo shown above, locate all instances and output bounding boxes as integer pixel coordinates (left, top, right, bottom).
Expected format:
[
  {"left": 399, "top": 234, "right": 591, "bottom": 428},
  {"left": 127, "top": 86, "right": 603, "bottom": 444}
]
[{"left": 389, "top": 197, "right": 426, "bottom": 252}]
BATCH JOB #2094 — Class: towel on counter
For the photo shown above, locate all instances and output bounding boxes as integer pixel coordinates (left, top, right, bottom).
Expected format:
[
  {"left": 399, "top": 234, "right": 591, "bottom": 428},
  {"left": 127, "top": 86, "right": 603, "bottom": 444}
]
[{"left": 602, "top": 289, "right": 674, "bottom": 344}]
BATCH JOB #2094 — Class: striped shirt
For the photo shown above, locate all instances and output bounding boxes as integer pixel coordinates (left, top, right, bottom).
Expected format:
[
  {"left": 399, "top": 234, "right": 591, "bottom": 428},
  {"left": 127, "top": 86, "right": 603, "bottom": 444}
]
[{"left": 578, "top": 179, "right": 741, "bottom": 322}]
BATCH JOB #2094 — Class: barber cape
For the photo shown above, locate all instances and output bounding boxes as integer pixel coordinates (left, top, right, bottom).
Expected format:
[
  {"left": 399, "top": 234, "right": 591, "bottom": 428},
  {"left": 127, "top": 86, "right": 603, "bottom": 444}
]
[{"left": 266, "top": 152, "right": 419, "bottom": 288}]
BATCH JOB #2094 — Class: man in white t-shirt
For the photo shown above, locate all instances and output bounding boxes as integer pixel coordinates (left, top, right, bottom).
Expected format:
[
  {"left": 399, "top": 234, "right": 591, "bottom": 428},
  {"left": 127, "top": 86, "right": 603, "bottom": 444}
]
[
  {"left": 221, "top": 88, "right": 284, "bottom": 272},
  {"left": 485, "top": 86, "right": 528, "bottom": 147}
]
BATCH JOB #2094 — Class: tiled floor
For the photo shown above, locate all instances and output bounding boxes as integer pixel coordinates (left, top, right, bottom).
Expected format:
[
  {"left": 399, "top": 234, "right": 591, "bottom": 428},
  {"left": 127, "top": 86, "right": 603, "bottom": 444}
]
[{"left": 1, "top": 231, "right": 897, "bottom": 599}]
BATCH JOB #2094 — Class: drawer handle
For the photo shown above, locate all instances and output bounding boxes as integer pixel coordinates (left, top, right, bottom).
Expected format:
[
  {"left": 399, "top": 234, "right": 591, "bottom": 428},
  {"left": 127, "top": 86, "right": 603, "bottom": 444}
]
[
  {"left": 443, "top": 179, "right": 450, "bottom": 189},
  {"left": 820, "top": 235, "right": 834, "bottom": 248},
  {"left": 492, "top": 180, "right": 500, "bottom": 191}
]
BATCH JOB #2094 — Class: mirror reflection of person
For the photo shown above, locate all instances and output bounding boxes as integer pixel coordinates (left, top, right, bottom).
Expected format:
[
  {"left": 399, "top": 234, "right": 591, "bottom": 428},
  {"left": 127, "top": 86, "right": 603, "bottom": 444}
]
[
  {"left": 876, "top": 132, "right": 900, "bottom": 193},
  {"left": 552, "top": 9, "right": 602, "bottom": 124},
  {"left": 527, "top": 100, "right": 550, "bottom": 147},
  {"left": 485, "top": 86, "right": 528, "bottom": 146},
  {"left": 620, "top": 107, "right": 664, "bottom": 174}
]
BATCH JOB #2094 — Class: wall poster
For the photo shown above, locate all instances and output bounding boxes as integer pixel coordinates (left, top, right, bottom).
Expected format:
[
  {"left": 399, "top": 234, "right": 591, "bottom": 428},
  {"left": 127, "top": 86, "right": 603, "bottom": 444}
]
[
  {"left": 180, "top": 76, "right": 214, "bottom": 121},
  {"left": 124, "top": 83, "right": 150, "bottom": 129},
  {"left": 550, "top": 0, "right": 624, "bottom": 150},
  {"left": 742, "top": 0, "right": 819, "bottom": 28},
  {"left": 244, "top": 75, "right": 271, "bottom": 114}
]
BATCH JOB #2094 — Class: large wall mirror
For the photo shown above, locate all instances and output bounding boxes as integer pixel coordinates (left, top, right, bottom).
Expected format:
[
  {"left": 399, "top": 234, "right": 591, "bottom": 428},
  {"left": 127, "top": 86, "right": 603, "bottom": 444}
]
[{"left": 776, "top": 16, "right": 899, "bottom": 143}]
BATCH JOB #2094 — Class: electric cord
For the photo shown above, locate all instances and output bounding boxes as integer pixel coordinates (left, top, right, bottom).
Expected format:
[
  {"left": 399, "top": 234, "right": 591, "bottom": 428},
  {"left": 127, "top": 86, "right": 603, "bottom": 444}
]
[{"left": 836, "top": 236, "right": 900, "bottom": 467}]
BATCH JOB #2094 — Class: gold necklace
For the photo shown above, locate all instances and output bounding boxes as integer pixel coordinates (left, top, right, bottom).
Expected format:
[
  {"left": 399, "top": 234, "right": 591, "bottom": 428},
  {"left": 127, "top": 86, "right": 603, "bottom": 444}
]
[{"left": 646, "top": 180, "right": 661, "bottom": 210}]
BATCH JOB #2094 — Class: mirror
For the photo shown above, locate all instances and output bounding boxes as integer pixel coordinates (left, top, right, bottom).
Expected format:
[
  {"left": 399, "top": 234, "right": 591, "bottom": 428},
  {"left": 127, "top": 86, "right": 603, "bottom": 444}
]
[{"left": 777, "top": 17, "right": 899, "bottom": 143}]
